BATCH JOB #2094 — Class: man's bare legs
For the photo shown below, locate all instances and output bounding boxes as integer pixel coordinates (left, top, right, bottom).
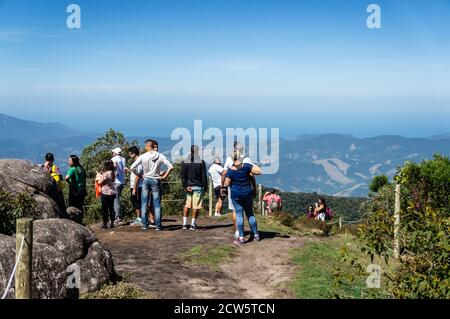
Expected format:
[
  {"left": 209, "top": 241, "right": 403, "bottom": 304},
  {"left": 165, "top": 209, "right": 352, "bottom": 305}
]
[{"left": 183, "top": 206, "right": 199, "bottom": 230}]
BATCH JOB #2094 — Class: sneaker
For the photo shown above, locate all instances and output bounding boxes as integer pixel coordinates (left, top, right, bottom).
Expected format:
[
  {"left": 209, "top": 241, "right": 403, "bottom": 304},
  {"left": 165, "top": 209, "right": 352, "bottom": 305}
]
[
  {"left": 101, "top": 224, "right": 108, "bottom": 229},
  {"left": 233, "top": 231, "right": 240, "bottom": 240},
  {"left": 182, "top": 225, "right": 188, "bottom": 230},
  {"left": 190, "top": 225, "right": 197, "bottom": 231},
  {"left": 109, "top": 223, "right": 115, "bottom": 229},
  {"left": 214, "top": 212, "right": 222, "bottom": 217},
  {"left": 155, "top": 228, "right": 162, "bottom": 231},
  {"left": 148, "top": 222, "right": 157, "bottom": 229},
  {"left": 233, "top": 237, "right": 245, "bottom": 246},
  {"left": 142, "top": 226, "right": 149, "bottom": 230},
  {"left": 254, "top": 234, "right": 261, "bottom": 242}
]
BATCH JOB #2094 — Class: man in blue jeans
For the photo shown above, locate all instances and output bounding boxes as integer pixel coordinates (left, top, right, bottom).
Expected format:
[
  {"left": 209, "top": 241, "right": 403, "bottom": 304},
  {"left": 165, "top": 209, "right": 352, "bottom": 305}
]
[{"left": 130, "top": 139, "right": 173, "bottom": 230}]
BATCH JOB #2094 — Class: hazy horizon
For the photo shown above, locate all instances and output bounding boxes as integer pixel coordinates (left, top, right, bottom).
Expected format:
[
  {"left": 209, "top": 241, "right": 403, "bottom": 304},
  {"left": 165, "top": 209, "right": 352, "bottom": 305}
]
[{"left": 1, "top": 0, "right": 449, "bottom": 138}]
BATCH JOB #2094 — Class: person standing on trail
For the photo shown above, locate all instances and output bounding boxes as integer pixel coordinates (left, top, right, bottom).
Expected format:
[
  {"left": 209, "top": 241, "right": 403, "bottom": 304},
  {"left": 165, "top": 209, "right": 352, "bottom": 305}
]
[
  {"left": 65, "top": 155, "right": 87, "bottom": 211},
  {"left": 222, "top": 141, "right": 256, "bottom": 241},
  {"left": 43, "top": 152, "right": 66, "bottom": 216},
  {"left": 96, "top": 160, "right": 116, "bottom": 229},
  {"left": 128, "top": 146, "right": 144, "bottom": 226},
  {"left": 208, "top": 157, "right": 225, "bottom": 217},
  {"left": 130, "top": 139, "right": 173, "bottom": 231},
  {"left": 223, "top": 150, "right": 262, "bottom": 245},
  {"left": 180, "top": 145, "right": 208, "bottom": 231},
  {"left": 111, "top": 147, "right": 126, "bottom": 224}
]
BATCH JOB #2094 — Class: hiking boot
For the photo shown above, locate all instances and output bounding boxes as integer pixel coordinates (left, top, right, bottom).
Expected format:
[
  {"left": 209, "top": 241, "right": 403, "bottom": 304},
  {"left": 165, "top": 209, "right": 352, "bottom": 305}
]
[{"left": 190, "top": 225, "right": 197, "bottom": 231}]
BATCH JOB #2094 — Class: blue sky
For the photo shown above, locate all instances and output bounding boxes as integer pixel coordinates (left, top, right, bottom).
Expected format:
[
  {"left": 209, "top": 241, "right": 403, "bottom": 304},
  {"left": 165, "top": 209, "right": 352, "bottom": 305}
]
[{"left": 0, "top": 0, "right": 449, "bottom": 138}]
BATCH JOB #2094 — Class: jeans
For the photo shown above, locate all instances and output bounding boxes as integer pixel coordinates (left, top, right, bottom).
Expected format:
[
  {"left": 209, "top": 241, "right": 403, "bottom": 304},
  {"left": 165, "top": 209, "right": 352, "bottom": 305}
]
[
  {"left": 141, "top": 178, "right": 162, "bottom": 228},
  {"left": 101, "top": 194, "right": 115, "bottom": 224},
  {"left": 231, "top": 195, "right": 258, "bottom": 238},
  {"left": 114, "top": 183, "right": 124, "bottom": 220}
]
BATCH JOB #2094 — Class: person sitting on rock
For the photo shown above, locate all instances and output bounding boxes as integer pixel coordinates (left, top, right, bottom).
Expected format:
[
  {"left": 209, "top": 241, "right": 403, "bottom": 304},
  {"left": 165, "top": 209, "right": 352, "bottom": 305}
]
[{"left": 43, "top": 152, "right": 67, "bottom": 216}]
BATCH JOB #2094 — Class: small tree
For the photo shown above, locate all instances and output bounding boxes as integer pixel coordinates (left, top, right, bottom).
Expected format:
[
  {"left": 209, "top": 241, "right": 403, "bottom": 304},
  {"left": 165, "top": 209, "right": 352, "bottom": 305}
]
[{"left": 369, "top": 175, "right": 389, "bottom": 193}]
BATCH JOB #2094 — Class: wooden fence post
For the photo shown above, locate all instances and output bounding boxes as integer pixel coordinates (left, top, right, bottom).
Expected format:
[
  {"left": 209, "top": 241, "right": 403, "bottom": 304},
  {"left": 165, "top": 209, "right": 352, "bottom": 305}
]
[
  {"left": 208, "top": 176, "right": 213, "bottom": 217},
  {"left": 257, "top": 184, "right": 263, "bottom": 215},
  {"left": 394, "top": 184, "right": 401, "bottom": 259},
  {"left": 15, "top": 218, "right": 33, "bottom": 299},
  {"left": 339, "top": 217, "right": 342, "bottom": 229}
]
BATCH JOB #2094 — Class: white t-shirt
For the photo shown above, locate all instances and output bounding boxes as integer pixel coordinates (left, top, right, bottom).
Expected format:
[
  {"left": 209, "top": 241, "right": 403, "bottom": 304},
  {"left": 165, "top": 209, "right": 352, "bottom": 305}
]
[
  {"left": 130, "top": 163, "right": 143, "bottom": 189},
  {"left": 223, "top": 156, "right": 252, "bottom": 171},
  {"left": 130, "top": 151, "right": 173, "bottom": 179},
  {"left": 208, "top": 163, "right": 224, "bottom": 188},
  {"left": 111, "top": 155, "right": 126, "bottom": 185}
]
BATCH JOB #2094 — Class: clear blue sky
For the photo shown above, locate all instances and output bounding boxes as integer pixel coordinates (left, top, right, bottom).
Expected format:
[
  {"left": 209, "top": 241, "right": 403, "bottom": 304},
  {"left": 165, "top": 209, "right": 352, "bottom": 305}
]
[{"left": 0, "top": 0, "right": 449, "bottom": 137}]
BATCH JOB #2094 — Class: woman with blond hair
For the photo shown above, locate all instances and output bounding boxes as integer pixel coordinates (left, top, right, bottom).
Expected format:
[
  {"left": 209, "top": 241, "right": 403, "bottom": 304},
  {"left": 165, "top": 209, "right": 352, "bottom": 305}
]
[{"left": 223, "top": 151, "right": 262, "bottom": 245}]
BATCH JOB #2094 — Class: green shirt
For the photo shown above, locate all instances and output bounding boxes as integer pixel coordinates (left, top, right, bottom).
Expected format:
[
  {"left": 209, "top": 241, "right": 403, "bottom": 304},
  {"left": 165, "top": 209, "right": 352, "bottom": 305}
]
[{"left": 67, "top": 166, "right": 86, "bottom": 190}]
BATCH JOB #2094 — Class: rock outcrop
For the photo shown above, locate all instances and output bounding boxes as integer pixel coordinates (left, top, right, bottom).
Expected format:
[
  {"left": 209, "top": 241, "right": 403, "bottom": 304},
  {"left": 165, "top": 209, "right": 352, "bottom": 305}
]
[
  {"left": 0, "top": 219, "right": 118, "bottom": 299},
  {"left": 0, "top": 159, "right": 61, "bottom": 218}
]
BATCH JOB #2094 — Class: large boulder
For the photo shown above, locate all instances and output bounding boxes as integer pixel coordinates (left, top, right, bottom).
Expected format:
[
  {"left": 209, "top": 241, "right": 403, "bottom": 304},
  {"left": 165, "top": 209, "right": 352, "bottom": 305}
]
[
  {"left": 0, "top": 159, "right": 61, "bottom": 218},
  {"left": 66, "top": 207, "right": 84, "bottom": 225},
  {"left": 0, "top": 219, "right": 117, "bottom": 299}
]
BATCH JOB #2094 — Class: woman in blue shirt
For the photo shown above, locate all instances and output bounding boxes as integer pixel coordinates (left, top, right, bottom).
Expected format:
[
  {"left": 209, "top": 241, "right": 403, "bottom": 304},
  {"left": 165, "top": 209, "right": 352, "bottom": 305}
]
[{"left": 224, "top": 151, "right": 262, "bottom": 245}]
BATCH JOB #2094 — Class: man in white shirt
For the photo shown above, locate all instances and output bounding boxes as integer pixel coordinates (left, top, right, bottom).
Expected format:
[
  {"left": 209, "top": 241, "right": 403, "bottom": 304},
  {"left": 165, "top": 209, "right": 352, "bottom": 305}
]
[
  {"left": 130, "top": 139, "right": 173, "bottom": 231},
  {"left": 208, "top": 157, "right": 224, "bottom": 217},
  {"left": 111, "top": 147, "right": 126, "bottom": 223}
]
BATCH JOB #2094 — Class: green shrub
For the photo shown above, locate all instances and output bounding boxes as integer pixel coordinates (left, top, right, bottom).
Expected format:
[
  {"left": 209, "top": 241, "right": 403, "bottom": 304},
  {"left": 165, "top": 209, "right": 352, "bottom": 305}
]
[
  {"left": 359, "top": 154, "right": 450, "bottom": 298},
  {"left": 0, "top": 189, "right": 38, "bottom": 235},
  {"left": 81, "top": 281, "right": 152, "bottom": 299}
]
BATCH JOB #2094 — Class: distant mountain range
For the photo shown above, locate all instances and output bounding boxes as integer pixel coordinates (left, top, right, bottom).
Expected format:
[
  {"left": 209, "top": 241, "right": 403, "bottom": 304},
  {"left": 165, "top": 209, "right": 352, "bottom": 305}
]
[{"left": 1, "top": 113, "right": 449, "bottom": 197}]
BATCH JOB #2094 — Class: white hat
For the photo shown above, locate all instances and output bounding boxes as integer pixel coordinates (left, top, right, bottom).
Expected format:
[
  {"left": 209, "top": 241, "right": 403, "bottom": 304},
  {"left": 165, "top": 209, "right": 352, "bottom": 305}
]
[{"left": 112, "top": 147, "right": 122, "bottom": 154}]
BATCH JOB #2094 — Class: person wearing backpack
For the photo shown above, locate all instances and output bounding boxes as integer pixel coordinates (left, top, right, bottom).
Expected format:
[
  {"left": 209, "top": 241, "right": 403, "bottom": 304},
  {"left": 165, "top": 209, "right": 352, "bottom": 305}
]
[
  {"left": 43, "top": 152, "right": 67, "bottom": 216},
  {"left": 65, "top": 155, "right": 87, "bottom": 211}
]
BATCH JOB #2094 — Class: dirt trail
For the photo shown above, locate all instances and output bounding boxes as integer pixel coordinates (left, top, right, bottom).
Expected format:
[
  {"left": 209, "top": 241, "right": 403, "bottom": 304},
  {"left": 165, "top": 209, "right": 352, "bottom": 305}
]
[{"left": 93, "top": 216, "right": 308, "bottom": 299}]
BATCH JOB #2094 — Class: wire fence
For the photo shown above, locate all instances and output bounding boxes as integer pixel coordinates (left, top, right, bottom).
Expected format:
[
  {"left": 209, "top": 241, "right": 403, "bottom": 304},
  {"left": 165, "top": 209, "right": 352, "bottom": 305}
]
[{"left": 1, "top": 237, "right": 25, "bottom": 299}]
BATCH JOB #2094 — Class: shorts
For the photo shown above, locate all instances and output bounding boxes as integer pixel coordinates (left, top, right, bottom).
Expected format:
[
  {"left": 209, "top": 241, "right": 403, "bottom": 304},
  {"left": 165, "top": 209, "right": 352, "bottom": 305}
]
[
  {"left": 130, "top": 187, "right": 142, "bottom": 209},
  {"left": 185, "top": 187, "right": 204, "bottom": 209},
  {"left": 214, "top": 186, "right": 223, "bottom": 200}
]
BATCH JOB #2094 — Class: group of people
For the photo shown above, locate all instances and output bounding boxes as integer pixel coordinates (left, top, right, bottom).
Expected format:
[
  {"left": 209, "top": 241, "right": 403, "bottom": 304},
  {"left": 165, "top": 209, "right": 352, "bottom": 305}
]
[
  {"left": 263, "top": 189, "right": 282, "bottom": 214},
  {"left": 306, "top": 197, "right": 332, "bottom": 221},
  {"left": 42, "top": 153, "right": 87, "bottom": 215},
  {"left": 43, "top": 139, "right": 263, "bottom": 245}
]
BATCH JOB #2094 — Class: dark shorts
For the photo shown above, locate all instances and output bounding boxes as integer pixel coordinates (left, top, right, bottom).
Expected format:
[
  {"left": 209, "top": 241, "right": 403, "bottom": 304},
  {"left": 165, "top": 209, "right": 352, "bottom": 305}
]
[
  {"left": 130, "top": 187, "right": 142, "bottom": 209},
  {"left": 214, "top": 186, "right": 223, "bottom": 200}
]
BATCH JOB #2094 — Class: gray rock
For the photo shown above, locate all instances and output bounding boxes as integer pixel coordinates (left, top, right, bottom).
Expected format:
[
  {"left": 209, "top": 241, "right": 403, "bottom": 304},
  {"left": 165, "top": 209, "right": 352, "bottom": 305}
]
[
  {"left": 0, "top": 219, "right": 117, "bottom": 299},
  {"left": 0, "top": 159, "right": 60, "bottom": 218},
  {"left": 66, "top": 207, "right": 84, "bottom": 224}
]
